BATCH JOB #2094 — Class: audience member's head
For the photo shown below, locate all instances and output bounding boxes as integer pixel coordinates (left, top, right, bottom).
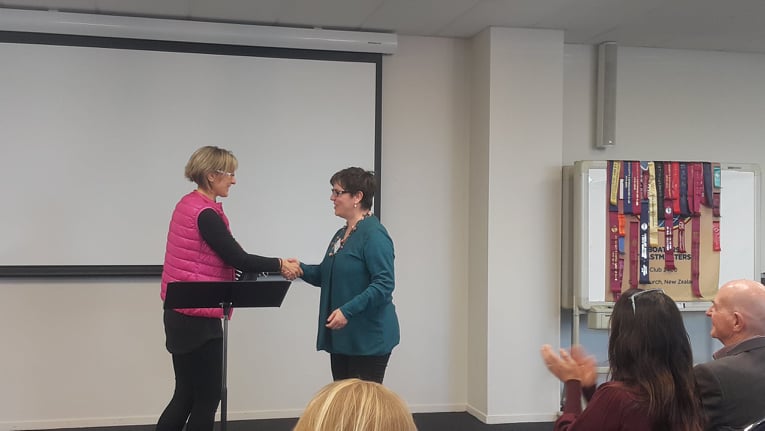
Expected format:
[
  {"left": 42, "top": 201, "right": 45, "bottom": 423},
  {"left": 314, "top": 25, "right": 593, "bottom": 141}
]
[
  {"left": 609, "top": 288, "right": 703, "bottom": 431},
  {"left": 293, "top": 378, "right": 417, "bottom": 431},
  {"left": 707, "top": 279, "right": 765, "bottom": 346}
]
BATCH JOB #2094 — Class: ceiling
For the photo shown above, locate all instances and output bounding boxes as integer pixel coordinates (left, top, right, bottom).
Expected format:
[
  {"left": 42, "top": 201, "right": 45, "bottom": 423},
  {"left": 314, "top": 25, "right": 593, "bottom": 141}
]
[{"left": 1, "top": 0, "right": 765, "bottom": 54}]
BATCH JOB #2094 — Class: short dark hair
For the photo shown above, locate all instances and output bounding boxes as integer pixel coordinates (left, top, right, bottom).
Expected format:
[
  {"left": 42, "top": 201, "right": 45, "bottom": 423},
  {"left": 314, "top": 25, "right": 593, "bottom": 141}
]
[{"left": 330, "top": 167, "right": 376, "bottom": 210}]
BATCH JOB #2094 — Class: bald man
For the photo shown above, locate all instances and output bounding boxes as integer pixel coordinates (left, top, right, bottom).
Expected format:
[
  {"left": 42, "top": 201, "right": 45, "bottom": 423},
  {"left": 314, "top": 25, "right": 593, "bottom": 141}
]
[{"left": 694, "top": 279, "right": 765, "bottom": 430}]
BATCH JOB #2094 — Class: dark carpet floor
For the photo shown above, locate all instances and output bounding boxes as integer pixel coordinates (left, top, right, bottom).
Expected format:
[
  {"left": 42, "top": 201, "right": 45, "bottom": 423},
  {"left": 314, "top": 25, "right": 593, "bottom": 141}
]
[{"left": 34, "top": 412, "right": 552, "bottom": 431}]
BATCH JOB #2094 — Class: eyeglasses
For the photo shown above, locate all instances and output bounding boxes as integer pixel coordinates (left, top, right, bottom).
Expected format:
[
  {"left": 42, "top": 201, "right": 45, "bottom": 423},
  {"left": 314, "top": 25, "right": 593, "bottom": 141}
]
[
  {"left": 630, "top": 288, "right": 664, "bottom": 314},
  {"left": 216, "top": 170, "right": 235, "bottom": 177},
  {"left": 331, "top": 188, "right": 352, "bottom": 197}
]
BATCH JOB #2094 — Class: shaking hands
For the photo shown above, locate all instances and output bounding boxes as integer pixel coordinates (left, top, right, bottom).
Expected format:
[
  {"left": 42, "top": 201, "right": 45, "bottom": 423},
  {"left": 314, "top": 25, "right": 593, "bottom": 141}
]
[{"left": 280, "top": 257, "right": 302, "bottom": 281}]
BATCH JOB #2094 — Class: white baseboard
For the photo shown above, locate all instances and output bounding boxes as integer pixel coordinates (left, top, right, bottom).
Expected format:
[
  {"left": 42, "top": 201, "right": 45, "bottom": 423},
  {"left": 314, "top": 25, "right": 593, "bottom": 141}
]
[
  {"left": 0, "top": 409, "right": 305, "bottom": 431},
  {"left": 484, "top": 412, "right": 559, "bottom": 424},
  {"left": 224, "top": 408, "right": 304, "bottom": 421},
  {"left": 465, "top": 404, "right": 488, "bottom": 423},
  {"left": 465, "top": 405, "right": 557, "bottom": 424},
  {"left": 0, "top": 415, "right": 156, "bottom": 431},
  {"left": 407, "top": 403, "right": 466, "bottom": 414}
]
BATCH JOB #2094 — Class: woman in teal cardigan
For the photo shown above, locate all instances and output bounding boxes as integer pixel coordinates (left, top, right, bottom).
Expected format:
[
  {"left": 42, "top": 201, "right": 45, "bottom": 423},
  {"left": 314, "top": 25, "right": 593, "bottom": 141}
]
[{"left": 300, "top": 167, "right": 400, "bottom": 384}]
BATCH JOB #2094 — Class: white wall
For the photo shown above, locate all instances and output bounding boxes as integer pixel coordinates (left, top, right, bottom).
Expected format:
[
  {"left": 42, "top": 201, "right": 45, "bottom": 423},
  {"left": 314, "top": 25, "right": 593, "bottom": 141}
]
[
  {"left": 0, "top": 35, "right": 473, "bottom": 430},
  {"left": 486, "top": 28, "right": 564, "bottom": 423},
  {"left": 563, "top": 44, "right": 765, "bottom": 175},
  {"left": 562, "top": 43, "right": 765, "bottom": 282},
  {"left": 4, "top": 31, "right": 765, "bottom": 431},
  {"left": 381, "top": 34, "right": 471, "bottom": 410},
  {"left": 560, "top": 44, "right": 765, "bottom": 364},
  {"left": 467, "top": 27, "right": 491, "bottom": 417},
  {"left": 2, "top": 280, "right": 170, "bottom": 428}
]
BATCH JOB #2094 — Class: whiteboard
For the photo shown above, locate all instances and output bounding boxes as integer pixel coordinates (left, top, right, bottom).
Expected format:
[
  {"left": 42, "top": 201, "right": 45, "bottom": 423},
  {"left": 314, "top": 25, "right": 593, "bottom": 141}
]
[
  {"left": 562, "top": 161, "right": 760, "bottom": 309},
  {"left": 0, "top": 35, "right": 379, "bottom": 275}
]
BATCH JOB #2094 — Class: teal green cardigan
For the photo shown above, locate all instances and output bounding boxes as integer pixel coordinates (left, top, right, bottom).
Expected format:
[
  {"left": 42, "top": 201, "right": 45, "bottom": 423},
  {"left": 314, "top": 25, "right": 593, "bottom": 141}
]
[{"left": 300, "top": 215, "right": 400, "bottom": 356}]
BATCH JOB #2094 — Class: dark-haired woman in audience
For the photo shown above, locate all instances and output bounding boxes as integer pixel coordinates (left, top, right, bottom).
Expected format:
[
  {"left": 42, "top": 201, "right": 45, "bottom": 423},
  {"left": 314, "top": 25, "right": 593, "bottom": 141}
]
[{"left": 541, "top": 288, "right": 705, "bottom": 431}]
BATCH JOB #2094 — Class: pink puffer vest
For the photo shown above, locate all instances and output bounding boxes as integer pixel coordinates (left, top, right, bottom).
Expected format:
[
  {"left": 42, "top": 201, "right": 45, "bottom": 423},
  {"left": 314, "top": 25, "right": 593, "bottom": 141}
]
[{"left": 161, "top": 191, "right": 235, "bottom": 318}]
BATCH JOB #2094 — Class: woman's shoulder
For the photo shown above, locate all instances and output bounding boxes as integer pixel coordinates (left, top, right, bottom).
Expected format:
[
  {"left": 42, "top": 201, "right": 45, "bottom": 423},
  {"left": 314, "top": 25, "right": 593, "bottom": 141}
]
[
  {"left": 361, "top": 214, "right": 385, "bottom": 230},
  {"left": 594, "top": 381, "right": 641, "bottom": 402},
  {"left": 361, "top": 215, "right": 392, "bottom": 239},
  {"left": 587, "top": 382, "right": 652, "bottom": 430},
  {"left": 596, "top": 381, "right": 631, "bottom": 391},
  {"left": 177, "top": 191, "right": 222, "bottom": 211}
]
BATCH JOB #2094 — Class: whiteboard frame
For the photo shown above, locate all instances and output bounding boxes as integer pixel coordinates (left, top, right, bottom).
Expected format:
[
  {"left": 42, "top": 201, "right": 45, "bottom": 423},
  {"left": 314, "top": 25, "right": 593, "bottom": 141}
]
[{"left": 563, "top": 160, "right": 761, "bottom": 310}]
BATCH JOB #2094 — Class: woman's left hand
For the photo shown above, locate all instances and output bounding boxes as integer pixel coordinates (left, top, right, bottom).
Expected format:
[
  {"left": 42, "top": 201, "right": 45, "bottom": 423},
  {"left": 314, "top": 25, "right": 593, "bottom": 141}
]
[
  {"left": 326, "top": 309, "right": 348, "bottom": 330},
  {"left": 541, "top": 344, "right": 595, "bottom": 384}
]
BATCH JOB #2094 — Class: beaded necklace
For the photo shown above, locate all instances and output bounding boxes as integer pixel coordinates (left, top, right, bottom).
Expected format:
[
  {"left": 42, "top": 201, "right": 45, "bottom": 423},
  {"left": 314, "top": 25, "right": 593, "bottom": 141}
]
[{"left": 328, "top": 212, "right": 372, "bottom": 256}]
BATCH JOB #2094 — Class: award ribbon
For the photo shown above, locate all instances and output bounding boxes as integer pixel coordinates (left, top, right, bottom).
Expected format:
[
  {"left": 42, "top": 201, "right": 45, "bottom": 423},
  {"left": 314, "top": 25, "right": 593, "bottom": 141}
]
[
  {"left": 648, "top": 162, "right": 659, "bottom": 247},
  {"left": 629, "top": 220, "right": 639, "bottom": 289},
  {"left": 664, "top": 199, "right": 676, "bottom": 271}
]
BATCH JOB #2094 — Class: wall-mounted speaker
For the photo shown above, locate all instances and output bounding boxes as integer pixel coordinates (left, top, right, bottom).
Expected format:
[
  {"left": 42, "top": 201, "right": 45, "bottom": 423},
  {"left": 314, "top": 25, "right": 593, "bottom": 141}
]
[{"left": 595, "top": 41, "right": 617, "bottom": 149}]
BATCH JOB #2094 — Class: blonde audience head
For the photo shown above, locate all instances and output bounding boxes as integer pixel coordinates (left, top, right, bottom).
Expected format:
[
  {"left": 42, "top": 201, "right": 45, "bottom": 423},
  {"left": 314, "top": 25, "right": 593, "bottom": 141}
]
[{"left": 294, "top": 379, "right": 417, "bottom": 431}]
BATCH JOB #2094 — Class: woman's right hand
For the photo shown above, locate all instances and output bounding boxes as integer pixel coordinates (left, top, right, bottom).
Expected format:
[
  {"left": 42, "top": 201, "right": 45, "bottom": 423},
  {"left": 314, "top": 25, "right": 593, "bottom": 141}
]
[{"left": 281, "top": 258, "right": 302, "bottom": 280}]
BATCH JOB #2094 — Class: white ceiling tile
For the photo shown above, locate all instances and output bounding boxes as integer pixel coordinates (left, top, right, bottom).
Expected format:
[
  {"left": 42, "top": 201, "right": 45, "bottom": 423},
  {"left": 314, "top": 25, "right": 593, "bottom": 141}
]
[
  {"left": 96, "top": 0, "right": 190, "bottom": 18},
  {"left": 595, "top": 0, "right": 765, "bottom": 52},
  {"left": 0, "top": 0, "right": 97, "bottom": 11},
  {"left": 363, "top": 0, "right": 478, "bottom": 35},
  {"left": 189, "top": 0, "right": 284, "bottom": 24},
  {"left": 1, "top": 0, "right": 764, "bottom": 53},
  {"left": 532, "top": 0, "right": 666, "bottom": 43},
  {"left": 279, "top": 0, "right": 383, "bottom": 30},
  {"left": 438, "top": 0, "right": 564, "bottom": 38}
]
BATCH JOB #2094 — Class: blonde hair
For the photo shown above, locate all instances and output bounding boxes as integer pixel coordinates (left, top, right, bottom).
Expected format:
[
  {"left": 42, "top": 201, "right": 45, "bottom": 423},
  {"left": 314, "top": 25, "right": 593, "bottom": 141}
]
[
  {"left": 184, "top": 146, "right": 238, "bottom": 190},
  {"left": 294, "top": 379, "right": 417, "bottom": 431}
]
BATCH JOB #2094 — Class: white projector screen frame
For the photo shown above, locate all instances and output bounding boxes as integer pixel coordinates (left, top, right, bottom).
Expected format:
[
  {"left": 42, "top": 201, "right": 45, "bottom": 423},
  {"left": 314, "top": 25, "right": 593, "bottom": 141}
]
[{"left": 0, "top": 32, "right": 382, "bottom": 276}]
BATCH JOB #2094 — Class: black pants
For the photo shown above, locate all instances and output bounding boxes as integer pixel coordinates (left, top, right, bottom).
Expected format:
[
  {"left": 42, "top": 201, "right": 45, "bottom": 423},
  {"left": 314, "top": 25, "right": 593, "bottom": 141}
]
[
  {"left": 156, "top": 338, "right": 222, "bottom": 431},
  {"left": 330, "top": 353, "right": 391, "bottom": 384}
]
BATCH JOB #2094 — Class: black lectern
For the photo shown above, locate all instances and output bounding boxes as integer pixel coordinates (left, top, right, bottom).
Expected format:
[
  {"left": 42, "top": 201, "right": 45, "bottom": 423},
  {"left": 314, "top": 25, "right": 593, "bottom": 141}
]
[{"left": 164, "top": 279, "right": 290, "bottom": 431}]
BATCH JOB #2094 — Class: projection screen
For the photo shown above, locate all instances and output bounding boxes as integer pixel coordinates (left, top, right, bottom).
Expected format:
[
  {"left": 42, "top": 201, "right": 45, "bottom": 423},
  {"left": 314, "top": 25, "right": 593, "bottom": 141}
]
[{"left": 0, "top": 32, "right": 381, "bottom": 276}]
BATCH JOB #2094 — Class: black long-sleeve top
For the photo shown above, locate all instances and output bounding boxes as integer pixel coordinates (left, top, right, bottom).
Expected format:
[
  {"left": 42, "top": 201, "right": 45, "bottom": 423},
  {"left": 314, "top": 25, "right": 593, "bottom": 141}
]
[
  {"left": 197, "top": 208, "right": 281, "bottom": 273},
  {"left": 164, "top": 208, "right": 281, "bottom": 354}
]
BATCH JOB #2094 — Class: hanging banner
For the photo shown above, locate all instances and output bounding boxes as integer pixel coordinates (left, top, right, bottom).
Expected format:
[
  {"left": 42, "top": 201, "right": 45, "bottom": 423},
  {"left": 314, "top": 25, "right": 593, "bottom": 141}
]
[{"left": 604, "top": 160, "right": 720, "bottom": 302}]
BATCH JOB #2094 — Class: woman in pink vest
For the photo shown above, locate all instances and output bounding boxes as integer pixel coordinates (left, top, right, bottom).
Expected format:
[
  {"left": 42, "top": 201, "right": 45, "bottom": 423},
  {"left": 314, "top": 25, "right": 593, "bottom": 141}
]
[{"left": 156, "top": 146, "right": 300, "bottom": 431}]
